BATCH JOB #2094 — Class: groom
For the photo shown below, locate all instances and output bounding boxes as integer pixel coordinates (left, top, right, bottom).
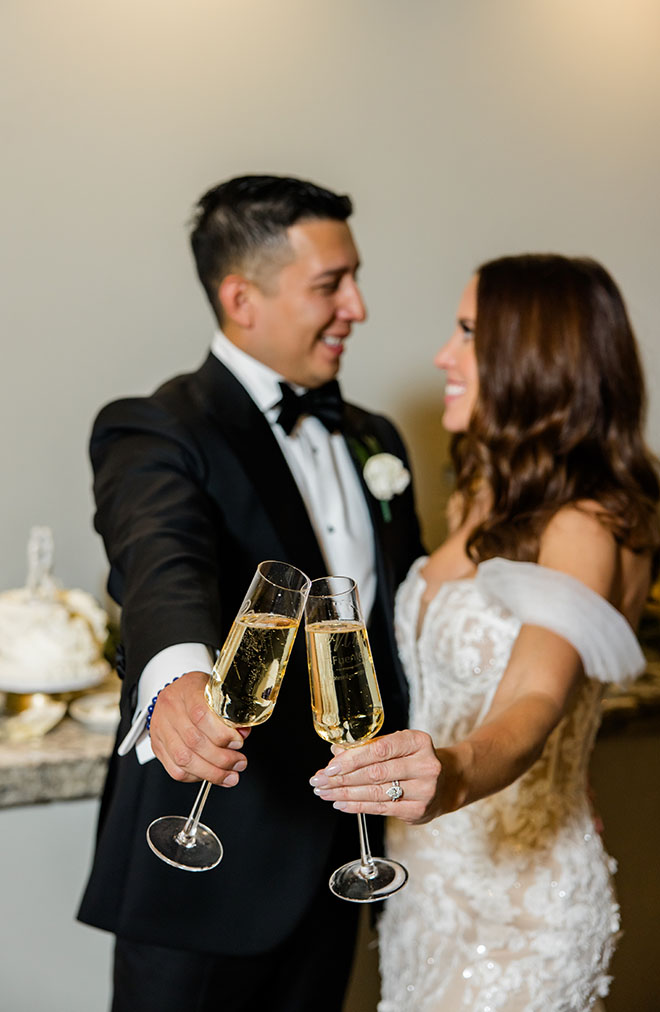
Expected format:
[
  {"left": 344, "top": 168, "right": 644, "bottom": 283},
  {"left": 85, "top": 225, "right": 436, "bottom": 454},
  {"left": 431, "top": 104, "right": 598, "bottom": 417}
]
[{"left": 78, "top": 175, "right": 423, "bottom": 1012}]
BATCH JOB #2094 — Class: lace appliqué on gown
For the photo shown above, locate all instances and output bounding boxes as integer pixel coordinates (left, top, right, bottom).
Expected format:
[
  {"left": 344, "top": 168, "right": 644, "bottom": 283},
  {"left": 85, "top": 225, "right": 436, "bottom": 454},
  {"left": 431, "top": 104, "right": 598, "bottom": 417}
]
[{"left": 378, "top": 559, "right": 644, "bottom": 1012}]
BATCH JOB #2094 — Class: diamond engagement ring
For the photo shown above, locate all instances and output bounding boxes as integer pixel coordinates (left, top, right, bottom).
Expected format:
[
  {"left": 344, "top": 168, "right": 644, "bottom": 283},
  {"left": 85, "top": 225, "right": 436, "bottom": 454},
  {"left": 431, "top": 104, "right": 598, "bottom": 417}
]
[{"left": 386, "top": 780, "right": 403, "bottom": 802}]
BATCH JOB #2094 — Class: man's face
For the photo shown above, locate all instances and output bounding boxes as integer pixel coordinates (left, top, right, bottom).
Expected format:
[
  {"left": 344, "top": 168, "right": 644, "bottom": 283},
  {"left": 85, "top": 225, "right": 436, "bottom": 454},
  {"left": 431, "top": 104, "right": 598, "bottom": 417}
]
[{"left": 244, "top": 219, "right": 366, "bottom": 388}]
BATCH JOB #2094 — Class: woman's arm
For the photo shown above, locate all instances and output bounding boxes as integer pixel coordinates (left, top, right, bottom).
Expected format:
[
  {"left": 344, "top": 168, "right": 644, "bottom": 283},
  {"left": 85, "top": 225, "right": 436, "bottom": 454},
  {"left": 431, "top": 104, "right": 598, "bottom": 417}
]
[{"left": 310, "top": 507, "right": 620, "bottom": 824}]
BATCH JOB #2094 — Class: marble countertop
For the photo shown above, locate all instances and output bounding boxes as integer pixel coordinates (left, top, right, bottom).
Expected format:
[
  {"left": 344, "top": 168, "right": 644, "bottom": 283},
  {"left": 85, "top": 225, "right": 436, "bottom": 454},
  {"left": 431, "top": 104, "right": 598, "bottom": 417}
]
[
  {"left": 0, "top": 674, "right": 121, "bottom": 808},
  {"left": 0, "top": 715, "right": 115, "bottom": 808}
]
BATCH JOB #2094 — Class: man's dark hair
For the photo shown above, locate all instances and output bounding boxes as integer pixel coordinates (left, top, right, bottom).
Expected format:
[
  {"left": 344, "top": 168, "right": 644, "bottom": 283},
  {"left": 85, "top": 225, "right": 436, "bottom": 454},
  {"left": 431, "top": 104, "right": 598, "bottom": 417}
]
[{"left": 190, "top": 174, "right": 353, "bottom": 322}]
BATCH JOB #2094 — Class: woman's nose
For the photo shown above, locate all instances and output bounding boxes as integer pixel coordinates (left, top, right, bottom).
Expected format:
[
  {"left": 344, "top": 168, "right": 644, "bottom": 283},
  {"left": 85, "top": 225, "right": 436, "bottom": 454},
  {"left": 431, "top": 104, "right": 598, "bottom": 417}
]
[{"left": 434, "top": 337, "right": 454, "bottom": 370}]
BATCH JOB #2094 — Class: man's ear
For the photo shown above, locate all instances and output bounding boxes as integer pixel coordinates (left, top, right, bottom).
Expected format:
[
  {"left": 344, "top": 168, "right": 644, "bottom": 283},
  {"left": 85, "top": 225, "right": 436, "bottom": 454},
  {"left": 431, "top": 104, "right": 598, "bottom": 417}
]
[{"left": 218, "top": 274, "right": 256, "bottom": 328}]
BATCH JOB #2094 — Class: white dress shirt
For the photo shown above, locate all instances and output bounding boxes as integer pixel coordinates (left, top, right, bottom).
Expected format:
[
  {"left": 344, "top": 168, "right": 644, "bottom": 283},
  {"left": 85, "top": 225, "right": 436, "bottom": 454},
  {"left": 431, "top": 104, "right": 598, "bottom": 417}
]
[{"left": 119, "top": 330, "right": 376, "bottom": 762}]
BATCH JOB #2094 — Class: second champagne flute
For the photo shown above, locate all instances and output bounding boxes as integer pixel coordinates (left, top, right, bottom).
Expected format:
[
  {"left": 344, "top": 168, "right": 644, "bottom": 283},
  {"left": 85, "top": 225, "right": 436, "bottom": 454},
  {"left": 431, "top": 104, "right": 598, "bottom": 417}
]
[
  {"left": 305, "top": 576, "right": 408, "bottom": 902},
  {"left": 146, "top": 560, "right": 310, "bottom": 871}
]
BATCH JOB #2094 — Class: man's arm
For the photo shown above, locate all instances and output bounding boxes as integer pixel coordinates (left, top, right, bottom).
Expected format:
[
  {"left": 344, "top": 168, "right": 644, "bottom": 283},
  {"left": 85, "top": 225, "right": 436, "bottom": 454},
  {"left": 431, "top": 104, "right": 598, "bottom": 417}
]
[
  {"left": 91, "top": 396, "right": 223, "bottom": 688},
  {"left": 91, "top": 395, "right": 249, "bottom": 784}
]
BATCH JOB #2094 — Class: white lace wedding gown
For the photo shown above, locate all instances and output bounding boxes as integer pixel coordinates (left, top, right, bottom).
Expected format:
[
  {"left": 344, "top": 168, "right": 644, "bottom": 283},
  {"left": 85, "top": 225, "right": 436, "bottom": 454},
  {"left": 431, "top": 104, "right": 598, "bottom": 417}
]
[{"left": 378, "top": 558, "right": 645, "bottom": 1012}]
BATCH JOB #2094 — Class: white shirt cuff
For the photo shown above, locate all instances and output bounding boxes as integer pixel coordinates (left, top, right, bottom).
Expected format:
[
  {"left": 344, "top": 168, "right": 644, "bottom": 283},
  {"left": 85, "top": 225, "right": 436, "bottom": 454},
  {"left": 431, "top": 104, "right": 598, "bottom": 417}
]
[{"left": 117, "top": 643, "right": 215, "bottom": 764}]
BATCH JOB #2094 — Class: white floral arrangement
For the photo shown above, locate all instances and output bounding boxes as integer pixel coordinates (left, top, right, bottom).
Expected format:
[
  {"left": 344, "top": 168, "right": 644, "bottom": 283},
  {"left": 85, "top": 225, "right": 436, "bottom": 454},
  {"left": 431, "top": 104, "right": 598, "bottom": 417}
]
[{"left": 349, "top": 437, "right": 410, "bottom": 521}]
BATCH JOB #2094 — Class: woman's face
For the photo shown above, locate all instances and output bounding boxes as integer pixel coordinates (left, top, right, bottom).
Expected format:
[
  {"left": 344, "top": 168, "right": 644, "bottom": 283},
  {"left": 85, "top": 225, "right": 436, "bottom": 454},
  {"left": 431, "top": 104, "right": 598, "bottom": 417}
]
[{"left": 435, "top": 275, "right": 479, "bottom": 433}]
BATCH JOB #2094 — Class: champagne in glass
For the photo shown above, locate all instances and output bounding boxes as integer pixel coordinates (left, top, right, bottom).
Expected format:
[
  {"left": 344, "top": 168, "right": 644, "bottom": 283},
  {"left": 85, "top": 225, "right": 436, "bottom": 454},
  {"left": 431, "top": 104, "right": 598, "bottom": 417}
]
[
  {"left": 305, "top": 577, "right": 408, "bottom": 902},
  {"left": 147, "top": 560, "right": 311, "bottom": 871},
  {"left": 206, "top": 611, "right": 299, "bottom": 726},
  {"left": 307, "top": 620, "right": 384, "bottom": 746}
]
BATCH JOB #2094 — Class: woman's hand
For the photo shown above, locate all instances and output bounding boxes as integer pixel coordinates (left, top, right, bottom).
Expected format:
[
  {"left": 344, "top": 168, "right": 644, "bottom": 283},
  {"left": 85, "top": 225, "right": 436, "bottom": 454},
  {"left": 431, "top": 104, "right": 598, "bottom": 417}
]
[
  {"left": 149, "top": 670, "right": 251, "bottom": 786},
  {"left": 309, "top": 729, "right": 446, "bottom": 825}
]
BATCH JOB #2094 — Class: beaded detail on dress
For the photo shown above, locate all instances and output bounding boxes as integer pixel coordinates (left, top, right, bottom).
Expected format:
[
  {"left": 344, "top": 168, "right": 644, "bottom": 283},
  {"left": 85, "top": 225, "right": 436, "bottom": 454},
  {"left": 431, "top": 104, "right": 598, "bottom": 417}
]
[{"left": 377, "top": 558, "right": 643, "bottom": 1012}]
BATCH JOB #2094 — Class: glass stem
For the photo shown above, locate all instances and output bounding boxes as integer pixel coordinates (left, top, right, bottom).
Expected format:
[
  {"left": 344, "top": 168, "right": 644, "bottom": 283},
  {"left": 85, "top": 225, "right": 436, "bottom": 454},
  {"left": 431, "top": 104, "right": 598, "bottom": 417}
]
[
  {"left": 176, "top": 780, "right": 212, "bottom": 848},
  {"left": 356, "top": 813, "right": 378, "bottom": 879}
]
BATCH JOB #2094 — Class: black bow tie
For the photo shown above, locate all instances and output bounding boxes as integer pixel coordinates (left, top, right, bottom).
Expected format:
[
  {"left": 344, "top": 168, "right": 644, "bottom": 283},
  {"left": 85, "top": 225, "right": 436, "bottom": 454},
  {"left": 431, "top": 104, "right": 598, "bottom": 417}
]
[{"left": 276, "top": 380, "right": 345, "bottom": 435}]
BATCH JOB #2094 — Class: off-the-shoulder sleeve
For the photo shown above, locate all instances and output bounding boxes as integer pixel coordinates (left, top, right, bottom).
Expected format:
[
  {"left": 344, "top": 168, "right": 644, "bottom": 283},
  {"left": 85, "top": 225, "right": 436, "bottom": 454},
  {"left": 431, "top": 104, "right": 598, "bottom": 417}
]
[{"left": 475, "top": 558, "right": 645, "bottom": 685}]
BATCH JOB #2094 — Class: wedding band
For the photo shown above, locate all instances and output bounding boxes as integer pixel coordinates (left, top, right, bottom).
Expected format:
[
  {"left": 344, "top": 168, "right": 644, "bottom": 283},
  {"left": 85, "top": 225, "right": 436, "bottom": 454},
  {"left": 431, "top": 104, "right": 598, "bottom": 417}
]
[{"left": 386, "top": 780, "right": 403, "bottom": 802}]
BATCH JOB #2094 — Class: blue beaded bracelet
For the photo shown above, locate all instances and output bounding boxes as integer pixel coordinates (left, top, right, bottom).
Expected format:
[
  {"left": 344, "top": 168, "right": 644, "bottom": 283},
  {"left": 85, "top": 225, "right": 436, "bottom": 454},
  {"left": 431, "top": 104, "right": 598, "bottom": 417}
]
[{"left": 145, "top": 675, "right": 180, "bottom": 733}]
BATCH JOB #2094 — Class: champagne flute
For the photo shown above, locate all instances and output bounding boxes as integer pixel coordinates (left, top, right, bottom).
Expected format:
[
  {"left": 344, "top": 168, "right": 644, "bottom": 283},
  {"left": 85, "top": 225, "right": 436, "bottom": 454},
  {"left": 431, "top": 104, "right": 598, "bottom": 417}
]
[
  {"left": 147, "top": 560, "right": 311, "bottom": 871},
  {"left": 305, "top": 576, "right": 408, "bottom": 902}
]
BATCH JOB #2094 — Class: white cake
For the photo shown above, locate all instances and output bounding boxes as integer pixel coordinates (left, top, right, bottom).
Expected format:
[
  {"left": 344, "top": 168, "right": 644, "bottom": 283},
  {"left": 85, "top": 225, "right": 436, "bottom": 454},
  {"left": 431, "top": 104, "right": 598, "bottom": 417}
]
[{"left": 0, "top": 528, "right": 111, "bottom": 694}]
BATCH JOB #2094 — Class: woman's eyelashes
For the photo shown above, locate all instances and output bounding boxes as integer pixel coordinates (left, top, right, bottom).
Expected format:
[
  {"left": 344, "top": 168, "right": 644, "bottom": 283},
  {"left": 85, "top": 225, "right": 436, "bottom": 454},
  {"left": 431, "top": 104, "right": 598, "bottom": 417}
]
[{"left": 459, "top": 318, "right": 475, "bottom": 340}]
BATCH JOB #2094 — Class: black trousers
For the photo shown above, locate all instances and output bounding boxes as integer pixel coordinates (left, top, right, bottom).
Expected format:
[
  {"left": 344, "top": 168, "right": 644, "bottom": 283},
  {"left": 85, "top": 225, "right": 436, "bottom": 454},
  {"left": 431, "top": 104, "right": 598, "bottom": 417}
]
[{"left": 112, "top": 856, "right": 361, "bottom": 1012}]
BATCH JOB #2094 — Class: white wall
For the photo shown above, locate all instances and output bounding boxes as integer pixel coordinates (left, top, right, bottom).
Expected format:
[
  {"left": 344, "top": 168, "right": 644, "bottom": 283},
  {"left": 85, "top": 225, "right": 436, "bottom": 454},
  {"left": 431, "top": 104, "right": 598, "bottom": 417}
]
[
  {"left": 0, "top": 800, "right": 114, "bottom": 1012},
  {"left": 2, "top": 0, "right": 659, "bottom": 594},
  {"left": 2, "top": 6, "right": 659, "bottom": 1009}
]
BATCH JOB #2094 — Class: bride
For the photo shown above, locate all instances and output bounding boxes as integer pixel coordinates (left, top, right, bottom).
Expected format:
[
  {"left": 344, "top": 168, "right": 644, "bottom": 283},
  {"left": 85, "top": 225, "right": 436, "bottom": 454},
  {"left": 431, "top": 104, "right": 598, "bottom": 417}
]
[{"left": 310, "top": 254, "right": 660, "bottom": 1011}]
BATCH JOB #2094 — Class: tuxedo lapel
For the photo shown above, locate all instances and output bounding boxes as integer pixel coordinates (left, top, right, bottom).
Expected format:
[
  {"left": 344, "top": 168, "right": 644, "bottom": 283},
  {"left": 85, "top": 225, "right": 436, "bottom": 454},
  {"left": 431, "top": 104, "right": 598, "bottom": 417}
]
[
  {"left": 342, "top": 407, "right": 387, "bottom": 550},
  {"left": 342, "top": 406, "right": 410, "bottom": 721},
  {"left": 342, "top": 407, "right": 411, "bottom": 574},
  {"left": 192, "top": 355, "right": 327, "bottom": 579},
  {"left": 342, "top": 408, "right": 391, "bottom": 611}
]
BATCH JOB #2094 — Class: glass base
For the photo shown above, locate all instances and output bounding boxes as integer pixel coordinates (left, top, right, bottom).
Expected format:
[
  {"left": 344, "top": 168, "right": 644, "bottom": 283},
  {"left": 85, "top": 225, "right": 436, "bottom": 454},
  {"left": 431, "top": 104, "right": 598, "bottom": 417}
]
[
  {"left": 146, "top": 816, "right": 223, "bottom": 872},
  {"left": 329, "top": 857, "right": 408, "bottom": 903}
]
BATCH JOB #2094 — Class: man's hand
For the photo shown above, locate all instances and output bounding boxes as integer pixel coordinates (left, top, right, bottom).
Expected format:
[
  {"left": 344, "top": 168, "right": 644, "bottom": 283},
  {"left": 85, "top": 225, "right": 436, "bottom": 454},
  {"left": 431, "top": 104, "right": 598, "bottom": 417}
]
[{"left": 149, "top": 670, "right": 250, "bottom": 786}]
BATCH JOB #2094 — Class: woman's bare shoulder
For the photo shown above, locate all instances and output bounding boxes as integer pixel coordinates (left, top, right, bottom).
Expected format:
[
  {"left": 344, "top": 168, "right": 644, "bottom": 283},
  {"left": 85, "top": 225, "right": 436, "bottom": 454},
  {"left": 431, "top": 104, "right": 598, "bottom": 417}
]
[
  {"left": 539, "top": 501, "right": 651, "bottom": 623},
  {"left": 539, "top": 502, "right": 617, "bottom": 567}
]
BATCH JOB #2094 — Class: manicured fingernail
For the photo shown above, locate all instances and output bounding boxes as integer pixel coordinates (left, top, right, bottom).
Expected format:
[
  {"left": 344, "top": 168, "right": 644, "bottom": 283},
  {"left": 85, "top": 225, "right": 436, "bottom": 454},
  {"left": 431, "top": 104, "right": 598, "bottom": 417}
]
[
  {"left": 310, "top": 774, "right": 329, "bottom": 787},
  {"left": 332, "top": 802, "right": 348, "bottom": 811},
  {"left": 325, "top": 764, "right": 340, "bottom": 776},
  {"left": 222, "top": 772, "right": 239, "bottom": 788},
  {"left": 228, "top": 740, "right": 243, "bottom": 750},
  {"left": 232, "top": 759, "right": 247, "bottom": 772}
]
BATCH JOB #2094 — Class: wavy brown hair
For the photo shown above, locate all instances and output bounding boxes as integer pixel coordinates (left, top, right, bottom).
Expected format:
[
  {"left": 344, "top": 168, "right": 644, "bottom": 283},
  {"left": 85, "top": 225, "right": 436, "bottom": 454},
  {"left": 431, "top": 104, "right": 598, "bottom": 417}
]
[{"left": 452, "top": 254, "right": 660, "bottom": 564}]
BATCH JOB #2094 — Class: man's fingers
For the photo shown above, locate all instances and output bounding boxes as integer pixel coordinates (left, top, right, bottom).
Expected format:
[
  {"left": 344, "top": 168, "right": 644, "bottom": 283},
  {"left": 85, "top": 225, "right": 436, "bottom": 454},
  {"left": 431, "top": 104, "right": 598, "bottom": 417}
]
[
  {"left": 150, "top": 670, "right": 254, "bottom": 786},
  {"left": 156, "top": 740, "right": 249, "bottom": 786},
  {"left": 152, "top": 672, "right": 244, "bottom": 750},
  {"left": 151, "top": 712, "right": 249, "bottom": 785}
]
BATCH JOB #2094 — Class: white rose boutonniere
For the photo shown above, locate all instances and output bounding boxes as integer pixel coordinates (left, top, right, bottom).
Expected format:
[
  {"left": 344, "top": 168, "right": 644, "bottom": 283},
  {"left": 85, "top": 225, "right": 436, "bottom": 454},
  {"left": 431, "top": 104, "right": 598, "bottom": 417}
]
[
  {"left": 364, "top": 453, "right": 410, "bottom": 501},
  {"left": 349, "top": 437, "right": 410, "bottom": 522}
]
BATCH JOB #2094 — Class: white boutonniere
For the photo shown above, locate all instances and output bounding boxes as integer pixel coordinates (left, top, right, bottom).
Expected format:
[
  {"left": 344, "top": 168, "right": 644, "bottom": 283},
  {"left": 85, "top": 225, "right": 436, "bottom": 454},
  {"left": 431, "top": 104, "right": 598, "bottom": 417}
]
[{"left": 349, "top": 436, "right": 410, "bottom": 522}]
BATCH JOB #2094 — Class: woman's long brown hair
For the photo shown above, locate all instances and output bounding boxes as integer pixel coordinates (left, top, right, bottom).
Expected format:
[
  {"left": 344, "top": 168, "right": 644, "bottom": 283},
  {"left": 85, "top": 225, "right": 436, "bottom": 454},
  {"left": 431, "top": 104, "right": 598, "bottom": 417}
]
[{"left": 452, "top": 254, "right": 660, "bottom": 563}]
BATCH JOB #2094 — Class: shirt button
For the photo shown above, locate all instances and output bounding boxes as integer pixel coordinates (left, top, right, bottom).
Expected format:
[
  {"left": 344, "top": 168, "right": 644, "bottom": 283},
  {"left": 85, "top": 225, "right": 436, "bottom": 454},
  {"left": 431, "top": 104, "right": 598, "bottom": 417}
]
[{"left": 327, "top": 525, "right": 335, "bottom": 534}]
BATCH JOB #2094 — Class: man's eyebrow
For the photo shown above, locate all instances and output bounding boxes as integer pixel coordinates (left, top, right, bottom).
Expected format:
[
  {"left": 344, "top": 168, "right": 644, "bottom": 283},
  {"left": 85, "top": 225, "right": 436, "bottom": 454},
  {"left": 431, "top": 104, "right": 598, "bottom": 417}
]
[{"left": 313, "top": 263, "right": 361, "bottom": 280}]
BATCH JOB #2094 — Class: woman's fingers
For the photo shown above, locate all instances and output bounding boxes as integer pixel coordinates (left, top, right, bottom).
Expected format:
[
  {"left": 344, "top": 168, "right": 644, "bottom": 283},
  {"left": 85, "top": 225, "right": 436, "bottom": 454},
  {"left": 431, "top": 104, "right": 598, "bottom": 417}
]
[
  {"left": 313, "top": 768, "right": 433, "bottom": 807},
  {"left": 310, "top": 729, "right": 437, "bottom": 786},
  {"left": 329, "top": 790, "right": 430, "bottom": 823},
  {"left": 310, "top": 729, "right": 442, "bottom": 824},
  {"left": 318, "top": 786, "right": 438, "bottom": 824}
]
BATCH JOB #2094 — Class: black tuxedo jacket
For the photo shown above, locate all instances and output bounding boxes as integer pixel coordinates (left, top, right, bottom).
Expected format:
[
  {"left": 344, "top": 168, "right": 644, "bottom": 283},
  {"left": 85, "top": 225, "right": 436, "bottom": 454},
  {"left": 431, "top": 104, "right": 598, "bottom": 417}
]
[{"left": 78, "top": 353, "right": 424, "bottom": 955}]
